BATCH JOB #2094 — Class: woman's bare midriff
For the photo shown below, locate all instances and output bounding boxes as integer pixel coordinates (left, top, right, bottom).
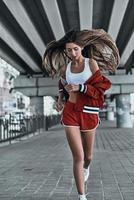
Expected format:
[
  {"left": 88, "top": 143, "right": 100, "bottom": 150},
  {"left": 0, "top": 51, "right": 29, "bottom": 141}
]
[{"left": 68, "top": 92, "right": 78, "bottom": 103}]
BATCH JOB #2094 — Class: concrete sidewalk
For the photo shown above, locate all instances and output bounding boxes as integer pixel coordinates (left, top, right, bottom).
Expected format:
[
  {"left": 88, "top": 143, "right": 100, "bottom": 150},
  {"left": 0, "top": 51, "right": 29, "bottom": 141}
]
[{"left": 0, "top": 121, "right": 134, "bottom": 200}]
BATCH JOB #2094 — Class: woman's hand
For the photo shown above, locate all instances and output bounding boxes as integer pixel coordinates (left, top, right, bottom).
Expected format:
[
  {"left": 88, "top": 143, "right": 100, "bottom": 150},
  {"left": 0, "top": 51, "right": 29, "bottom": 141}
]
[
  {"left": 65, "top": 84, "right": 79, "bottom": 93},
  {"left": 56, "top": 98, "right": 64, "bottom": 112}
]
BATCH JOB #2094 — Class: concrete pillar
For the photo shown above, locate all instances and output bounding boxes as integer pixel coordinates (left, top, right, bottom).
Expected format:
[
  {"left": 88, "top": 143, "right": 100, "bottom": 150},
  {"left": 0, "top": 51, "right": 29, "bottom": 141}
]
[
  {"left": 116, "top": 94, "right": 132, "bottom": 128},
  {"left": 107, "top": 110, "right": 114, "bottom": 121},
  {"left": 106, "top": 100, "right": 115, "bottom": 121},
  {"left": 30, "top": 97, "right": 44, "bottom": 115}
]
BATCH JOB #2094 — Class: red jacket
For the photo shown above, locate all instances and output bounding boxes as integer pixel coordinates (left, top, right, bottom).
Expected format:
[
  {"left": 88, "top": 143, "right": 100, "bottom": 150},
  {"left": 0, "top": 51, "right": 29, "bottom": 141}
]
[{"left": 74, "top": 70, "right": 111, "bottom": 112}]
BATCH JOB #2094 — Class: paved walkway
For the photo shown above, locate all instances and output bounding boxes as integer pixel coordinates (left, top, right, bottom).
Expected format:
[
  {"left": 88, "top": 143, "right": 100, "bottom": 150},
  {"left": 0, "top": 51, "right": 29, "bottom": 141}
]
[{"left": 0, "top": 121, "right": 134, "bottom": 200}]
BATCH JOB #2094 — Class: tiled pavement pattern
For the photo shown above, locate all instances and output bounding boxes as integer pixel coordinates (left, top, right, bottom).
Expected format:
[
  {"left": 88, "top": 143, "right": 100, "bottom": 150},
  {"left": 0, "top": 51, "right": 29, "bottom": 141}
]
[{"left": 0, "top": 121, "right": 134, "bottom": 200}]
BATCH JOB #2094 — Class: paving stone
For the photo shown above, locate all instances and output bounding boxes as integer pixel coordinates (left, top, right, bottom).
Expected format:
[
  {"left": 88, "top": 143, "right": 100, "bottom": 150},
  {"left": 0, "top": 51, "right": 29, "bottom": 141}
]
[{"left": 0, "top": 121, "right": 134, "bottom": 200}]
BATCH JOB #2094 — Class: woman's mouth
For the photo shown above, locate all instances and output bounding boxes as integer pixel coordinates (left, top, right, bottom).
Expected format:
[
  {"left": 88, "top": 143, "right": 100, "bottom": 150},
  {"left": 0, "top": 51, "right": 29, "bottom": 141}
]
[{"left": 72, "top": 56, "right": 77, "bottom": 60}]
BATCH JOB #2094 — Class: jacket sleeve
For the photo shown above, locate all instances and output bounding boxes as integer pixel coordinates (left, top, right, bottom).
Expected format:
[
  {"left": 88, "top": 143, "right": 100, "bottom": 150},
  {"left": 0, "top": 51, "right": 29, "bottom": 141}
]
[{"left": 79, "top": 76, "right": 111, "bottom": 99}]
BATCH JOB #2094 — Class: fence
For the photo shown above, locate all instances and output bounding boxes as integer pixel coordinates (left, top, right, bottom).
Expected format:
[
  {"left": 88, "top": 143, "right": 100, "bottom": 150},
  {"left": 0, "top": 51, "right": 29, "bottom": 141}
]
[{"left": 0, "top": 114, "right": 61, "bottom": 144}]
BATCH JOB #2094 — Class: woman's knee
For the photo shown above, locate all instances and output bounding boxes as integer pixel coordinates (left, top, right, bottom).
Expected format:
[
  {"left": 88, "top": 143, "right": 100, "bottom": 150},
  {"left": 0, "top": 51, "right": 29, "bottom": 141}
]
[
  {"left": 85, "top": 154, "right": 93, "bottom": 162},
  {"left": 73, "top": 153, "right": 84, "bottom": 163}
]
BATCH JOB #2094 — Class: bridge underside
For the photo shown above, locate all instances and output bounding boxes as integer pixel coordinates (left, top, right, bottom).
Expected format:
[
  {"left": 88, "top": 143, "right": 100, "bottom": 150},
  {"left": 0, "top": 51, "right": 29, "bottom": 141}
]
[{"left": 0, "top": 0, "right": 134, "bottom": 78}]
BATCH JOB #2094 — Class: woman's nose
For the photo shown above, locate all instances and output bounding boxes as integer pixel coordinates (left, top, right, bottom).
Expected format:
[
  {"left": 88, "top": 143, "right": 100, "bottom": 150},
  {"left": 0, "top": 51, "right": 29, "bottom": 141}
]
[{"left": 71, "top": 50, "right": 76, "bottom": 56}]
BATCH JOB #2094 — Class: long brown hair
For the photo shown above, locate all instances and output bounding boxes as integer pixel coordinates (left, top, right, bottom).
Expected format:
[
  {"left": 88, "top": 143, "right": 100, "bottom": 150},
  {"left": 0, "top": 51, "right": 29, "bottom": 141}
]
[{"left": 42, "top": 29, "right": 120, "bottom": 76}]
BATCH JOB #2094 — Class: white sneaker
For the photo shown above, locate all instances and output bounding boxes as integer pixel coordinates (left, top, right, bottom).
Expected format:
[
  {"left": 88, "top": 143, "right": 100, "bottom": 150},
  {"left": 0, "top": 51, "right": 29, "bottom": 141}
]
[
  {"left": 78, "top": 194, "right": 87, "bottom": 200},
  {"left": 84, "top": 166, "right": 90, "bottom": 182}
]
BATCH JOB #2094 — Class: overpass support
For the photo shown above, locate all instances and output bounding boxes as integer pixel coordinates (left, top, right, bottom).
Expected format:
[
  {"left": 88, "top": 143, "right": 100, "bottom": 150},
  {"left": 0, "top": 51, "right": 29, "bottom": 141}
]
[
  {"left": 30, "top": 96, "right": 44, "bottom": 115},
  {"left": 116, "top": 94, "right": 132, "bottom": 128},
  {"left": 106, "top": 101, "right": 115, "bottom": 121},
  {"left": 14, "top": 74, "right": 134, "bottom": 128}
]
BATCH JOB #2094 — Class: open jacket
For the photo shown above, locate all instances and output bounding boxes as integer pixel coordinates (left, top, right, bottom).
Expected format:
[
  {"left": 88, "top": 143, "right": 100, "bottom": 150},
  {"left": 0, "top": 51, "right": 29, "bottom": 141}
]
[
  {"left": 74, "top": 70, "right": 111, "bottom": 113},
  {"left": 59, "top": 69, "right": 111, "bottom": 114}
]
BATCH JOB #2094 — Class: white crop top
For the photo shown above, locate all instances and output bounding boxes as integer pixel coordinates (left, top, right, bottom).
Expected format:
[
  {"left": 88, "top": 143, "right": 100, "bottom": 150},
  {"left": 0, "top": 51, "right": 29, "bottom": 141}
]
[{"left": 66, "top": 58, "right": 92, "bottom": 84}]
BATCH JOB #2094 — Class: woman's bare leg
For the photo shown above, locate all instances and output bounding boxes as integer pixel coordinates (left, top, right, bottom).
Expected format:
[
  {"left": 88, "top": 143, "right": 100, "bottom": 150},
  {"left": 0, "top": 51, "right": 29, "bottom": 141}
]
[
  {"left": 81, "top": 130, "right": 96, "bottom": 169},
  {"left": 64, "top": 126, "right": 85, "bottom": 195}
]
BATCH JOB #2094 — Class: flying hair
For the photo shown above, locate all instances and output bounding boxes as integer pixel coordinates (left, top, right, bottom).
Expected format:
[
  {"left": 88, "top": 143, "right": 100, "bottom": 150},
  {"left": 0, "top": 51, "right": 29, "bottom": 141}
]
[{"left": 42, "top": 29, "right": 120, "bottom": 77}]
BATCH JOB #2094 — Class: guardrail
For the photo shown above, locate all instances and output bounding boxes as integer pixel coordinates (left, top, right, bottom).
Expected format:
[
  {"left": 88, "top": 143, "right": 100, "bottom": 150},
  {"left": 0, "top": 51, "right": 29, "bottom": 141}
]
[{"left": 0, "top": 114, "right": 61, "bottom": 144}]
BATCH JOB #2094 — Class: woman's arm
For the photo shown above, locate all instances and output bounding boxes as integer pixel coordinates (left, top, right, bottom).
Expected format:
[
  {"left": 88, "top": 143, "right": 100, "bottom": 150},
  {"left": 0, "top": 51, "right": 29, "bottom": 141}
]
[
  {"left": 56, "top": 66, "right": 69, "bottom": 111},
  {"left": 89, "top": 58, "right": 99, "bottom": 74}
]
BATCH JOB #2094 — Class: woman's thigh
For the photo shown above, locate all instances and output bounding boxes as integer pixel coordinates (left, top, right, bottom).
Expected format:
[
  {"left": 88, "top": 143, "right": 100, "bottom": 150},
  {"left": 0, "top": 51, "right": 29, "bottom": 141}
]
[
  {"left": 64, "top": 126, "right": 84, "bottom": 160},
  {"left": 81, "top": 130, "right": 96, "bottom": 158}
]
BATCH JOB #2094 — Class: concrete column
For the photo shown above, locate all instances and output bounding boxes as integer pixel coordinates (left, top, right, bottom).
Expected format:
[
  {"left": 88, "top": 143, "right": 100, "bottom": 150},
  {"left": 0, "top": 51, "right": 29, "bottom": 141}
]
[
  {"left": 107, "top": 110, "right": 114, "bottom": 121},
  {"left": 106, "top": 100, "right": 115, "bottom": 121},
  {"left": 116, "top": 94, "right": 132, "bottom": 128},
  {"left": 30, "top": 97, "right": 44, "bottom": 115}
]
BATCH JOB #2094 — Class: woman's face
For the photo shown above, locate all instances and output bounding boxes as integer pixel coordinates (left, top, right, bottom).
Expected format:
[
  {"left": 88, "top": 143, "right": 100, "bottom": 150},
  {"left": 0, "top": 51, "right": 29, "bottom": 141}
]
[{"left": 65, "top": 43, "right": 83, "bottom": 61}]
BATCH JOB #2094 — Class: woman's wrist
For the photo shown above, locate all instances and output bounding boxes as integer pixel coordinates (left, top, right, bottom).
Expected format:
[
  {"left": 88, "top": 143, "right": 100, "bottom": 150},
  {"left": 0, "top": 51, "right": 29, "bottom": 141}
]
[{"left": 79, "top": 84, "right": 87, "bottom": 93}]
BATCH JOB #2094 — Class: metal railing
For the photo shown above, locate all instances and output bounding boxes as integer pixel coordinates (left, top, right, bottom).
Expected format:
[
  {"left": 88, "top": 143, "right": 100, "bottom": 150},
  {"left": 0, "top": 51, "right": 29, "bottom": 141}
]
[
  {"left": 0, "top": 114, "right": 61, "bottom": 144},
  {"left": 45, "top": 114, "right": 61, "bottom": 131}
]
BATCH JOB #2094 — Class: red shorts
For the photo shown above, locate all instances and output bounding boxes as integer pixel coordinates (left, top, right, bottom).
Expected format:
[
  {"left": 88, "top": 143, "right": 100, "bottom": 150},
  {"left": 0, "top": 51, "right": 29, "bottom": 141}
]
[{"left": 61, "top": 101, "right": 99, "bottom": 131}]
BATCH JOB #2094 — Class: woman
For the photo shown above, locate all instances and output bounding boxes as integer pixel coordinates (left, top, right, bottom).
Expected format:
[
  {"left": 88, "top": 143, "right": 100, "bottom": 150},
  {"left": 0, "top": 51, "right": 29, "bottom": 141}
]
[{"left": 43, "top": 29, "right": 120, "bottom": 200}]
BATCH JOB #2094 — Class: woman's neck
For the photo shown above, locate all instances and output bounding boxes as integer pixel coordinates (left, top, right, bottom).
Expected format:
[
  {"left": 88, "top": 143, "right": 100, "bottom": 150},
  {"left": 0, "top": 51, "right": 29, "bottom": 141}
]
[{"left": 72, "top": 56, "right": 84, "bottom": 66}]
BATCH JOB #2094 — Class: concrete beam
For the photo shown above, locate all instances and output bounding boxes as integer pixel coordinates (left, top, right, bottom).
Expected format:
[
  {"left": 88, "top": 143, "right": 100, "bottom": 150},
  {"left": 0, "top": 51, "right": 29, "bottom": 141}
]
[
  {"left": 78, "top": 0, "right": 93, "bottom": 29},
  {"left": 108, "top": 0, "right": 129, "bottom": 41},
  {"left": 15, "top": 88, "right": 37, "bottom": 97},
  {"left": 106, "top": 85, "right": 120, "bottom": 94},
  {"left": 14, "top": 74, "right": 134, "bottom": 87},
  {"left": 0, "top": 23, "right": 41, "bottom": 72},
  {"left": 15, "top": 77, "right": 37, "bottom": 88},
  {"left": 120, "top": 32, "right": 134, "bottom": 66},
  {"left": 3, "top": 0, "right": 46, "bottom": 56},
  {"left": 14, "top": 77, "right": 58, "bottom": 88},
  {"left": 41, "top": 0, "right": 64, "bottom": 40},
  {"left": 115, "top": 69, "right": 134, "bottom": 75},
  {"left": 0, "top": 48, "right": 25, "bottom": 73},
  {"left": 14, "top": 74, "right": 134, "bottom": 96},
  {"left": 106, "top": 84, "right": 134, "bottom": 95},
  {"left": 14, "top": 76, "right": 59, "bottom": 96},
  {"left": 108, "top": 74, "right": 134, "bottom": 84},
  {"left": 14, "top": 86, "right": 58, "bottom": 97},
  {"left": 38, "top": 86, "right": 58, "bottom": 96},
  {"left": 121, "top": 84, "right": 134, "bottom": 94},
  {"left": 15, "top": 83, "right": 134, "bottom": 96}
]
